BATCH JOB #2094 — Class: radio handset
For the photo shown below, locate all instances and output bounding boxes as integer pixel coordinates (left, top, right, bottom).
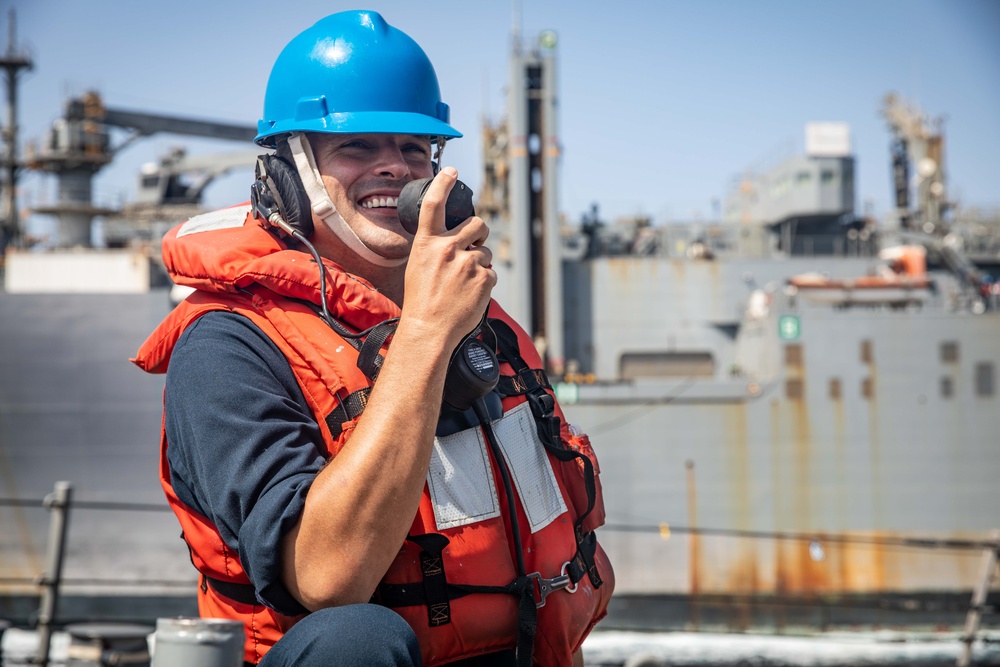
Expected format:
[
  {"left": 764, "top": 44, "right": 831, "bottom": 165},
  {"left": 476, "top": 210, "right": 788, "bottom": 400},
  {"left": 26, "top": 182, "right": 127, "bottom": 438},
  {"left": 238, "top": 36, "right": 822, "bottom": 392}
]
[
  {"left": 397, "top": 177, "right": 475, "bottom": 235},
  {"left": 397, "top": 177, "right": 498, "bottom": 412}
]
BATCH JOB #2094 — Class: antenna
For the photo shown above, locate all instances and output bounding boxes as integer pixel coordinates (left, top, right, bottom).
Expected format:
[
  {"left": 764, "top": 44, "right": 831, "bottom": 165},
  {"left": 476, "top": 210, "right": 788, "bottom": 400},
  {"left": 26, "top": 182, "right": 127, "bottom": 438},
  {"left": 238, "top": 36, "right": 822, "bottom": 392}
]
[{"left": 511, "top": 0, "right": 522, "bottom": 54}]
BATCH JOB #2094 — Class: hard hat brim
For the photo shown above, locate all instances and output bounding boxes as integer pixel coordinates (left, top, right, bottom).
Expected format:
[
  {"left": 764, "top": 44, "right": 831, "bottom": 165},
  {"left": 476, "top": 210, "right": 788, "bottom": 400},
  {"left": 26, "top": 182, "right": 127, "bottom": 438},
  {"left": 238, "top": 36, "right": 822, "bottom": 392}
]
[{"left": 256, "top": 111, "right": 462, "bottom": 147}]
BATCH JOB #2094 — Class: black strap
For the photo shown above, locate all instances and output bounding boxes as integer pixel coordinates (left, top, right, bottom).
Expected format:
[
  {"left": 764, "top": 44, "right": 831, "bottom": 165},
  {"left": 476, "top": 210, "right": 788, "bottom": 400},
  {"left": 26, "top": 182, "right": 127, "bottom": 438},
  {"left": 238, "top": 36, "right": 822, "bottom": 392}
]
[
  {"left": 496, "top": 368, "right": 551, "bottom": 397},
  {"left": 323, "top": 387, "right": 371, "bottom": 440},
  {"left": 378, "top": 570, "right": 537, "bottom": 667},
  {"left": 489, "top": 318, "right": 603, "bottom": 591},
  {"left": 356, "top": 319, "right": 398, "bottom": 381},
  {"left": 203, "top": 574, "right": 259, "bottom": 606},
  {"left": 409, "top": 533, "right": 453, "bottom": 627}
]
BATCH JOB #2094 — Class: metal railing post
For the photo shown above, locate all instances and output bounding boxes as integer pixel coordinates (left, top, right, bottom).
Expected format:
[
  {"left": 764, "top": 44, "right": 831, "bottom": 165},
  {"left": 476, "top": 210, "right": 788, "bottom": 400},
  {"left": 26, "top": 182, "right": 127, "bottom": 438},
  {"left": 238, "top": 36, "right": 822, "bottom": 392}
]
[
  {"left": 957, "top": 529, "right": 1000, "bottom": 667},
  {"left": 34, "top": 481, "right": 72, "bottom": 667}
]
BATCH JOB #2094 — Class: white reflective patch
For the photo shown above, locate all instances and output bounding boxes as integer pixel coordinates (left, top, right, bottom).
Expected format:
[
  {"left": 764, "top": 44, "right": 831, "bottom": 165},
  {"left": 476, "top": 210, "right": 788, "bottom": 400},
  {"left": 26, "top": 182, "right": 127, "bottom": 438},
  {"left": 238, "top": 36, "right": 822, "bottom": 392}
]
[
  {"left": 427, "top": 427, "right": 501, "bottom": 530},
  {"left": 492, "top": 402, "right": 567, "bottom": 533},
  {"left": 177, "top": 205, "right": 252, "bottom": 237}
]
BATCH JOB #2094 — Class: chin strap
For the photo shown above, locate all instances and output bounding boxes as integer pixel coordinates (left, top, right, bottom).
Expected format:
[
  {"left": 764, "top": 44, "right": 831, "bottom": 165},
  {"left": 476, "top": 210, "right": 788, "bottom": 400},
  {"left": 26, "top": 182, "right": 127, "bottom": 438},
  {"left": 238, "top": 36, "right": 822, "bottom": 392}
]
[{"left": 287, "top": 133, "right": 407, "bottom": 268}]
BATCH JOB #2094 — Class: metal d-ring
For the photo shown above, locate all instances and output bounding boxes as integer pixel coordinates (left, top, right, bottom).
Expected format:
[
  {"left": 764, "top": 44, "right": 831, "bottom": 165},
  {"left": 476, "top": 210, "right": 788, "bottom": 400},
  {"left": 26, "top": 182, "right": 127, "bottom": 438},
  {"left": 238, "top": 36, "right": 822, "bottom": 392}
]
[{"left": 561, "top": 561, "right": 578, "bottom": 594}]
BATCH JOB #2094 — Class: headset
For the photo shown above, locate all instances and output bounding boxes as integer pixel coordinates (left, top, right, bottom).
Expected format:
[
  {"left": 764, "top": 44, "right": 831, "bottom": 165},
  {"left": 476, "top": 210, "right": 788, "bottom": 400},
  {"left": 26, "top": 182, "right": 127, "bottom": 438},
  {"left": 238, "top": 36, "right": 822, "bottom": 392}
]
[{"left": 249, "top": 153, "right": 314, "bottom": 239}]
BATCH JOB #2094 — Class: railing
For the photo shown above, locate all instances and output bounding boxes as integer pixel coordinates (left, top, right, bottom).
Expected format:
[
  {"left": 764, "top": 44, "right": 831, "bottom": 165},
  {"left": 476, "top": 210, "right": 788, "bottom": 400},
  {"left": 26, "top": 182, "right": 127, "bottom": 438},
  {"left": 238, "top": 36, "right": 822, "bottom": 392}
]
[
  {"left": 1, "top": 484, "right": 997, "bottom": 666},
  {"left": 0, "top": 483, "right": 195, "bottom": 666}
]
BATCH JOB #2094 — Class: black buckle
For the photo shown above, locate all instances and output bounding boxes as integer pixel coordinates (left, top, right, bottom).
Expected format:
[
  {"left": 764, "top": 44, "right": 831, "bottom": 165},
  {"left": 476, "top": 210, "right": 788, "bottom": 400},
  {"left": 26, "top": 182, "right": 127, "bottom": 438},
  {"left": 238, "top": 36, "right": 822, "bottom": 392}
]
[{"left": 525, "top": 390, "right": 554, "bottom": 421}]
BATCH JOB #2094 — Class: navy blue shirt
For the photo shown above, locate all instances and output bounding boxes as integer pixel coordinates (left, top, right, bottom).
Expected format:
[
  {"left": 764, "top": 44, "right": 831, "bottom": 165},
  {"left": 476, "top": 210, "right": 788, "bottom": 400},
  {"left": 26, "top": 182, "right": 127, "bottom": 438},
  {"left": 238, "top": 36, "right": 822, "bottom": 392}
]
[{"left": 165, "top": 310, "right": 325, "bottom": 615}]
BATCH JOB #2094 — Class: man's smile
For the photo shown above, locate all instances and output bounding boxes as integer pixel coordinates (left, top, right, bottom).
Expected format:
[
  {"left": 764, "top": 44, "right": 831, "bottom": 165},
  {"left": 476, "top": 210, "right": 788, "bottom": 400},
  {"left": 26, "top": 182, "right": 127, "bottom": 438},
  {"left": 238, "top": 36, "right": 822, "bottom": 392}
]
[{"left": 359, "top": 195, "right": 399, "bottom": 209}]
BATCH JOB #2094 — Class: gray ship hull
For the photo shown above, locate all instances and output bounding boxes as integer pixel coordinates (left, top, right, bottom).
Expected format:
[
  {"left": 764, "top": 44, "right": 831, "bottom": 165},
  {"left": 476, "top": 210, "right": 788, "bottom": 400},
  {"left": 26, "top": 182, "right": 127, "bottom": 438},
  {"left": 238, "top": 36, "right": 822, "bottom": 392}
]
[
  {"left": 560, "top": 255, "right": 1000, "bottom": 629},
  {"left": 0, "top": 289, "right": 194, "bottom": 622}
]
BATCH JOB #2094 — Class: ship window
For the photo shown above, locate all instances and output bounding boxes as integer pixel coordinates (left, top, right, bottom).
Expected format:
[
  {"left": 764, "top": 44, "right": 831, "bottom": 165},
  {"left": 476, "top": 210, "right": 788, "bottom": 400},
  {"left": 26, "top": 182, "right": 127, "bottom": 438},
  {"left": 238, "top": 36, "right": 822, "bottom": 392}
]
[
  {"left": 821, "top": 169, "right": 836, "bottom": 183},
  {"left": 785, "top": 344, "right": 803, "bottom": 367},
  {"left": 620, "top": 351, "right": 715, "bottom": 379},
  {"left": 941, "top": 341, "right": 959, "bottom": 363},
  {"left": 940, "top": 376, "right": 953, "bottom": 399},
  {"left": 976, "top": 362, "right": 995, "bottom": 397},
  {"left": 786, "top": 378, "right": 804, "bottom": 400},
  {"left": 862, "top": 377, "right": 873, "bottom": 399},
  {"left": 796, "top": 171, "right": 811, "bottom": 183},
  {"left": 860, "top": 339, "right": 873, "bottom": 364},
  {"left": 829, "top": 378, "right": 841, "bottom": 399}
]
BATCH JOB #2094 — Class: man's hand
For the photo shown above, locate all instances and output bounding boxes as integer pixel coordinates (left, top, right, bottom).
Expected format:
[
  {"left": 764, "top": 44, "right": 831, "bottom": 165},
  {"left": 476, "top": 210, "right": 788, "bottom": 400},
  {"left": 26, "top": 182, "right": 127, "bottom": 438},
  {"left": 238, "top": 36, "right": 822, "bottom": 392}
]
[
  {"left": 280, "top": 166, "right": 497, "bottom": 611},
  {"left": 401, "top": 166, "right": 496, "bottom": 351}
]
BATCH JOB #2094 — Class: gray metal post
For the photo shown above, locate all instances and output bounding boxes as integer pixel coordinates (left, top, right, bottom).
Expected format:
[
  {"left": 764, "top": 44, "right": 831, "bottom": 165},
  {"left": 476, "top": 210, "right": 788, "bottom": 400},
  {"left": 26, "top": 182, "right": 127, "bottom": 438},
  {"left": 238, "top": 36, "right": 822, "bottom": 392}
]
[
  {"left": 152, "top": 618, "right": 244, "bottom": 667},
  {"left": 541, "top": 44, "right": 564, "bottom": 376},
  {"left": 35, "top": 480, "right": 72, "bottom": 667},
  {"left": 957, "top": 531, "right": 1000, "bottom": 667}
]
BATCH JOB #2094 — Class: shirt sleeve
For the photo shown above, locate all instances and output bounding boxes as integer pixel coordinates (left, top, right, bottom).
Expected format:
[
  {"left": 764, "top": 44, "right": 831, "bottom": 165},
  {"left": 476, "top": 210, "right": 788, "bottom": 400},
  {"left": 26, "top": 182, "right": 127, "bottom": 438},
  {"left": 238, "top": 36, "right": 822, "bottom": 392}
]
[{"left": 164, "top": 310, "right": 323, "bottom": 615}]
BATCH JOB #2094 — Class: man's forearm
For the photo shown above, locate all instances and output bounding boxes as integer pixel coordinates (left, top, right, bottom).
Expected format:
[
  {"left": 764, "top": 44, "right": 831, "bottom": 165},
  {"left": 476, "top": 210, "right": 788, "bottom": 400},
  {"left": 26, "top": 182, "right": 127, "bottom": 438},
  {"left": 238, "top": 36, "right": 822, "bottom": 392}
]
[{"left": 280, "top": 319, "right": 452, "bottom": 610}]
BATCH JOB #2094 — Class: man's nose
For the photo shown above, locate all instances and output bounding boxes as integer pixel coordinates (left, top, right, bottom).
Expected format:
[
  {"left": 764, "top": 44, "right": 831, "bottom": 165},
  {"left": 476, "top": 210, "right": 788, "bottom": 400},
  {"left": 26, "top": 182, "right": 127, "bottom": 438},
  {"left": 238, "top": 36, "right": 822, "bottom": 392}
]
[{"left": 372, "top": 144, "right": 409, "bottom": 179}]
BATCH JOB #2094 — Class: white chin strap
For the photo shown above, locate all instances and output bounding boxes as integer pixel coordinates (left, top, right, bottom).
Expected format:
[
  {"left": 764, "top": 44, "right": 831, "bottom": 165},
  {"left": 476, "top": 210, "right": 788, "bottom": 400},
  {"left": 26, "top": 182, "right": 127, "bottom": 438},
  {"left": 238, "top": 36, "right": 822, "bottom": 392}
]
[{"left": 287, "top": 133, "right": 406, "bottom": 268}]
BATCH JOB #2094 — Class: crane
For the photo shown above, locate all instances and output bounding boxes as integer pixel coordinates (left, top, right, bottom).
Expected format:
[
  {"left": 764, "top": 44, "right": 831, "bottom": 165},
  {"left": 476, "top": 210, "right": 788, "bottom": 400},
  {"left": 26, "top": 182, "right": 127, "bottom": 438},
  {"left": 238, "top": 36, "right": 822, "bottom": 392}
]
[{"left": 24, "top": 91, "right": 257, "bottom": 247}]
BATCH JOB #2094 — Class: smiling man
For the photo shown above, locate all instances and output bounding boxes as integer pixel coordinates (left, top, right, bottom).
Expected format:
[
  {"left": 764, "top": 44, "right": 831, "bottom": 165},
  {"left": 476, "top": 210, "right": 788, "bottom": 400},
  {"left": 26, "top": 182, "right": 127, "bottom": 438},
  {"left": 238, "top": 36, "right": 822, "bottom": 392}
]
[{"left": 134, "top": 10, "right": 612, "bottom": 667}]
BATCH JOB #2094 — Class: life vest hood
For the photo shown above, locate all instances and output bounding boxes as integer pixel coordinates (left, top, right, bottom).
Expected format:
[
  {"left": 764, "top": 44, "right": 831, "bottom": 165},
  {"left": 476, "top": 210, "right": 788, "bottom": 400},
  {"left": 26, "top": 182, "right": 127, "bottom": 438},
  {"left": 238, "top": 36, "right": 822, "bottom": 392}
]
[
  {"left": 162, "top": 202, "right": 398, "bottom": 330},
  {"left": 135, "top": 204, "right": 399, "bottom": 375}
]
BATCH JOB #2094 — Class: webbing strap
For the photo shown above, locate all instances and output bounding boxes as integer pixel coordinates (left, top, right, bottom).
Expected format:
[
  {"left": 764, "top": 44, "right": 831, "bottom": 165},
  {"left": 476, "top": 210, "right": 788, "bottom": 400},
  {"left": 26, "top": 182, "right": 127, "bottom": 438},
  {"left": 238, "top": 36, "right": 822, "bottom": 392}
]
[
  {"left": 323, "top": 387, "right": 371, "bottom": 440},
  {"left": 496, "top": 368, "right": 551, "bottom": 397},
  {"left": 408, "top": 533, "right": 453, "bottom": 627},
  {"left": 568, "top": 529, "right": 603, "bottom": 589},
  {"left": 513, "top": 578, "right": 537, "bottom": 667},
  {"left": 203, "top": 574, "right": 258, "bottom": 606},
  {"left": 378, "top": 572, "right": 536, "bottom": 667},
  {"left": 356, "top": 319, "right": 398, "bottom": 381},
  {"left": 489, "top": 318, "right": 604, "bottom": 590}
]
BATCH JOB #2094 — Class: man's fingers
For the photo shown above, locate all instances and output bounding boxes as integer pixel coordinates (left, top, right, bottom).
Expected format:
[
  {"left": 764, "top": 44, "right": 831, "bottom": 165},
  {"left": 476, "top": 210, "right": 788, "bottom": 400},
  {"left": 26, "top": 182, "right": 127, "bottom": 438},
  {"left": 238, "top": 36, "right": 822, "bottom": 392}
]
[
  {"left": 417, "top": 166, "right": 458, "bottom": 235},
  {"left": 452, "top": 215, "right": 490, "bottom": 251}
]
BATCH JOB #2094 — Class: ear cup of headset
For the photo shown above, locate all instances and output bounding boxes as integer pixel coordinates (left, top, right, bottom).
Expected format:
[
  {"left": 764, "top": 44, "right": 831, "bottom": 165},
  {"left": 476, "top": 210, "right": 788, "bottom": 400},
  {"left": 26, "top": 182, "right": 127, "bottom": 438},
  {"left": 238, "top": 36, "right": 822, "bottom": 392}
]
[{"left": 257, "top": 154, "right": 315, "bottom": 238}]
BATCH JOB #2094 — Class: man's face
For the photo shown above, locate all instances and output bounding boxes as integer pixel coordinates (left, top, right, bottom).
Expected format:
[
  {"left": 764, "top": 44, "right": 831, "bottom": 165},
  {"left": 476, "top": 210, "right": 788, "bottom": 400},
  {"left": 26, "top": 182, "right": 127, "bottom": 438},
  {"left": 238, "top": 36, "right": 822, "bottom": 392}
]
[{"left": 310, "top": 133, "right": 435, "bottom": 260}]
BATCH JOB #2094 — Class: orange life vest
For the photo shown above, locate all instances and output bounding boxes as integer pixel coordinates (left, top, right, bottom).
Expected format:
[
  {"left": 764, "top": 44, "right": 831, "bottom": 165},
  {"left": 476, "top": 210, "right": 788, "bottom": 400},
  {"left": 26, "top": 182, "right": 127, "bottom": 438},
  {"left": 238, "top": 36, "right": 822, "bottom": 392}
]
[{"left": 133, "top": 205, "right": 613, "bottom": 666}]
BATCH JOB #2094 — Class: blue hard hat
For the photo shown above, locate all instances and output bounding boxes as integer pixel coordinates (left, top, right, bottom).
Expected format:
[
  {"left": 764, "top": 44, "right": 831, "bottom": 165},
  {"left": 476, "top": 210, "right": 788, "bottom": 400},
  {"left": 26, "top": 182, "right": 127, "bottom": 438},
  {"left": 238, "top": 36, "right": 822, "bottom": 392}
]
[{"left": 255, "top": 10, "right": 461, "bottom": 146}]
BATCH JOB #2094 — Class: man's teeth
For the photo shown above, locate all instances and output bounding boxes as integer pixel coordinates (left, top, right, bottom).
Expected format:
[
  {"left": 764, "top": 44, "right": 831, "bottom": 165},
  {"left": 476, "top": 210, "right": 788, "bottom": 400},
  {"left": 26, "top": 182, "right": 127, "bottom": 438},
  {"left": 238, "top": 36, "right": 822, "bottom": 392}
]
[{"left": 362, "top": 196, "right": 398, "bottom": 209}]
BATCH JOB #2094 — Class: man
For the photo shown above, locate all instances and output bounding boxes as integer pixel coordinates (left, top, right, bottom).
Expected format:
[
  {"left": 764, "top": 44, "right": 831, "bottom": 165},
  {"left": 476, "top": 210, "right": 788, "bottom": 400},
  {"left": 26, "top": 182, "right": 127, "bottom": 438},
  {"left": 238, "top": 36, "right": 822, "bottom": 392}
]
[{"left": 134, "top": 10, "right": 612, "bottom": 667}]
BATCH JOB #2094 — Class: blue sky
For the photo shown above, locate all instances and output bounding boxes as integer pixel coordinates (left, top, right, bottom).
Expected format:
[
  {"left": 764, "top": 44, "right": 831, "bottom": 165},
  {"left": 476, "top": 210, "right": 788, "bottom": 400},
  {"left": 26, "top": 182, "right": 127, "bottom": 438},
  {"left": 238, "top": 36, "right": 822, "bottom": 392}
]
[{"left": 8, "top": 0, "right": 1000, "bottom": 233}]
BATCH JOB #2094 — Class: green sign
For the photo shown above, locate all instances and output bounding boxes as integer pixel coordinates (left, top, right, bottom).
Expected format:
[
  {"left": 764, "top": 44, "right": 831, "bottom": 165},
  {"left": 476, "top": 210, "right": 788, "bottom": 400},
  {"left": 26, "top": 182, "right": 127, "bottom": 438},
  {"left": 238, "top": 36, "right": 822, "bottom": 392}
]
[
  {"left": 779, "top": 315, "right": 801, "bottom": 340},
  {"left": 554, "top": 382, "right": 579, "bottom": 405}
]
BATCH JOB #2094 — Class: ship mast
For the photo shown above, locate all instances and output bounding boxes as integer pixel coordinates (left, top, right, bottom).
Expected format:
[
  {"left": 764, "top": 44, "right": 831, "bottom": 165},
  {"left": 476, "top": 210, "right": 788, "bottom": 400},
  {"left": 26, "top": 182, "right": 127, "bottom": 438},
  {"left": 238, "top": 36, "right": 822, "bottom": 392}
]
[
  {"left": 0, "top": 9, "right": 33, "bottom": 251},
  {"left": 881, "top": 92, "right": 948, "bottom": 234},
  {"left": 482, "top": 11, "right": 564, "bottom": 375}
]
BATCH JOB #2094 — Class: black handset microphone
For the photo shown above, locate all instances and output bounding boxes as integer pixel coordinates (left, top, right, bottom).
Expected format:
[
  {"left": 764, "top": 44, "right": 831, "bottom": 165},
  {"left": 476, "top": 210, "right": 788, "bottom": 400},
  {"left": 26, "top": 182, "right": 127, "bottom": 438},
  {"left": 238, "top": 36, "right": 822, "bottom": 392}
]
[
  {"left": 397, "top": 177, "right": 499, "bottom": 411},
  {"left": 396, "top": 177, "right": 475, "bottom": 235},
  {"left": 443, "top": 315, "right": 500, "bottom": 411}
]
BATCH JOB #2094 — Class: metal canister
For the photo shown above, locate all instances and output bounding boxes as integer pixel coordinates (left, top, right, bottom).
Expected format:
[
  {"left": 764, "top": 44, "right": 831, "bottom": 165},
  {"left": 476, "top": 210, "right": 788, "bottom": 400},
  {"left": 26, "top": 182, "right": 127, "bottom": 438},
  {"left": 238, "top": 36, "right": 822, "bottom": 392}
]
[{"left": 151, "top": 618, "right": 244, "bottom": 667}]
